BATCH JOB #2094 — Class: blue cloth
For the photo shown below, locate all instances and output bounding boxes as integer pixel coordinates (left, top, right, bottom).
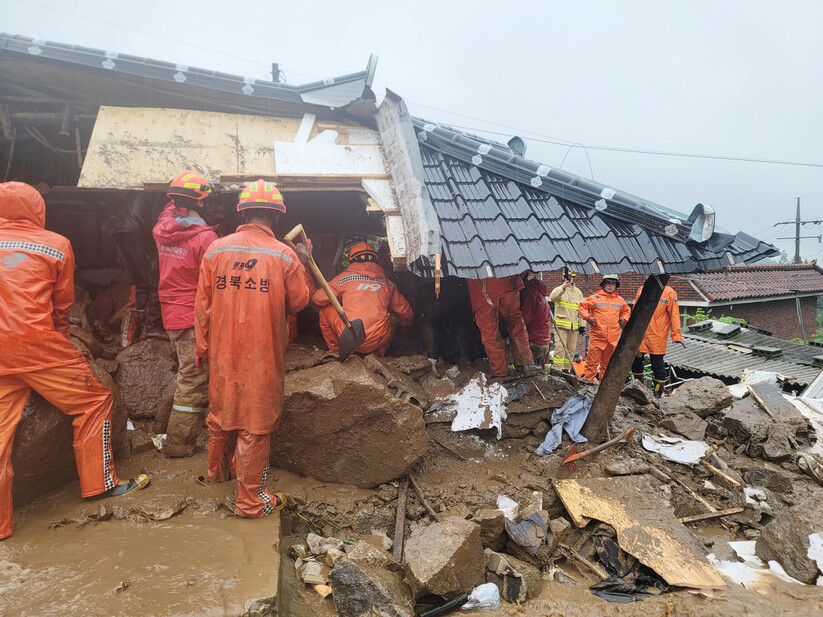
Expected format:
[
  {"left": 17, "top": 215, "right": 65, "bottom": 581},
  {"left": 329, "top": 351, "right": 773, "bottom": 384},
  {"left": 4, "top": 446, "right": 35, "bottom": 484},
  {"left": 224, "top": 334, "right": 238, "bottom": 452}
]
[{"left": 534, "top": 394, "right": 591, "bottom": 455}]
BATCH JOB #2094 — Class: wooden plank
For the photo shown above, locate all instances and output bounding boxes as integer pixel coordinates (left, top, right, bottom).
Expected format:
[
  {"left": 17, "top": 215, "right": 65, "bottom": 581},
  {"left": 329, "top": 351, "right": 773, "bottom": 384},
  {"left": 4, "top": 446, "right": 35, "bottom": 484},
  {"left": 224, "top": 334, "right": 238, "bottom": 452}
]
[
  {"left": 554, "top": 476, "right": 725, "bottom": 589},
  {"left": 748, "top": 381, "right": 794, "bottom": 420},
  {"left": 678, "top": 508, "right": 744, "bottom": 524},
  {"left": 393, "top": 478, "right": 409, "bottom": 562},
  {"left": 583, "top": 275, "right": 669, "bottom": 442}
]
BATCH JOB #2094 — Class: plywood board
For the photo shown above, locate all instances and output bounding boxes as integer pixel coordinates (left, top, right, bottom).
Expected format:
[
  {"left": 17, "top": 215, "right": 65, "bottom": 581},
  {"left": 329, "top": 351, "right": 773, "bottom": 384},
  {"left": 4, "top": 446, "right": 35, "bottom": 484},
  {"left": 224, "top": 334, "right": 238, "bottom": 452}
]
[
  {"left": 554, "top": 476, "right": 725, "bottom": 589},
  {"left": 79, "top": 106, "right": 302, "bottom": 189}
]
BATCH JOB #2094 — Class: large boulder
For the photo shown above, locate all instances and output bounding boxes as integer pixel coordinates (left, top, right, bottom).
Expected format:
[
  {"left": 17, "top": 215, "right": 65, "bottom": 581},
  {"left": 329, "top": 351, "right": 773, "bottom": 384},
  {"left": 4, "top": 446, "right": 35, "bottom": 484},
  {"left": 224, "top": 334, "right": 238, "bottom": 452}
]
[
  {"left": 12, "top": 358, "right": 128, "bottom": 506},
  {"left": 485, "top": 549, "right": 542, "bottom": 602},
  {"left": 115, "top": 339, "right": 176, "bottom": 419},
  {"left": 329, "top": 558, "right": 415, "bottom": 617},
  {"left": 756, "top": 491, "right": 823, "bottom": 584},
  {"left": 272, "top": 357, "right": 428, "bottom": 488},
  {"left": 403, "top": 517, "right": 485, "bottom": 597},
  {"left": 724, "top": 396, "right": 811, "bottom": 462},
  {"left": 665, "top": 377, "right": 732, "bottom": 418}
]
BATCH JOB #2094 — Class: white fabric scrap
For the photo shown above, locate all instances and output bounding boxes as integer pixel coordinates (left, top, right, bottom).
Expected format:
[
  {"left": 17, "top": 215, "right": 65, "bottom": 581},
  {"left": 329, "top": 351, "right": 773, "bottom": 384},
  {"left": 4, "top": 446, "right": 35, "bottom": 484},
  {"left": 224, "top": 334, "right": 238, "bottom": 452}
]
[
  {"left": 450, "top": 374, "right": 507, "bottom": 439},
  {"left": 641, "top": 434, "right": 710, "bottom": 465},
  {"left": 708, "top": 544, "right": 805, "bottom": 592}
]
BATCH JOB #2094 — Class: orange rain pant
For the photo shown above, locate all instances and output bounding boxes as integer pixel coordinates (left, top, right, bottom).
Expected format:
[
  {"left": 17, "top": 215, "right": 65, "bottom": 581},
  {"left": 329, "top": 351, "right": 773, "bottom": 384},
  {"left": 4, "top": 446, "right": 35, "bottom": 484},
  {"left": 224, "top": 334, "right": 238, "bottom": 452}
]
[
  {"left": 205, "top": 414, "right": 276, "bottom": 518},
  {"left": 0, "top": 359, "right": 119, "bottom": 539},
  {"left": 584, "top": 340, "right": 617, "bottom": 382},
  {"left": 473, "top": 291, "right": 534, "bottom": 376}
]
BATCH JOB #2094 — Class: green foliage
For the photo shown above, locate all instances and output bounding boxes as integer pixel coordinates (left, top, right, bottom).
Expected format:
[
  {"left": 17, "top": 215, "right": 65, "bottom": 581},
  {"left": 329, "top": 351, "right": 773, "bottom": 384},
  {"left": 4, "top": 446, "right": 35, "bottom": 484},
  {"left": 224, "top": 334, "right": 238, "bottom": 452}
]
[{"left": 681, "top": 307, "right": 747, "bottom": 326}]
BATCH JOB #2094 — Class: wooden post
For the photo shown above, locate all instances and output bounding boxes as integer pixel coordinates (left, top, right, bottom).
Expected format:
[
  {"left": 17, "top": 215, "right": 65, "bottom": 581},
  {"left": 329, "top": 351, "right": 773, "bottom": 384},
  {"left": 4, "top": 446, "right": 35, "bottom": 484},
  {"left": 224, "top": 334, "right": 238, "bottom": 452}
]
[
  {"left": 582, "top": 274, "right": 670, "bottom": 442},
  {"left": 393, "top": 478, "right": 410, "bottom": 562}
]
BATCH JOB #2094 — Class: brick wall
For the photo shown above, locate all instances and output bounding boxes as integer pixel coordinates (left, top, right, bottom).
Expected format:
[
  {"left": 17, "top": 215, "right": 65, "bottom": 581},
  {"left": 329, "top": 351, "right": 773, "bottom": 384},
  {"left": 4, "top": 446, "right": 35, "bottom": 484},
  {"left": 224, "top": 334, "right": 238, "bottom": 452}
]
[
  {"left": 681, "top": 296, "right": 819, "bottom": 341},
  {"left": 539, "top": 270, "right": 703, "bottom": 302}
]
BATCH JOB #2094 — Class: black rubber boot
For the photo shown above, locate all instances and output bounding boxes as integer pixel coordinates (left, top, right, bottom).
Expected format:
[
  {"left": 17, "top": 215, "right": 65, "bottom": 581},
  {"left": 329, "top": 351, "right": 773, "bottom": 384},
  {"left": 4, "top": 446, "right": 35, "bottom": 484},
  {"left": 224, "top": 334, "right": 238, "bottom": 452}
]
[{"left": 653, "top": 378, "right": 666, "bottom": 399}]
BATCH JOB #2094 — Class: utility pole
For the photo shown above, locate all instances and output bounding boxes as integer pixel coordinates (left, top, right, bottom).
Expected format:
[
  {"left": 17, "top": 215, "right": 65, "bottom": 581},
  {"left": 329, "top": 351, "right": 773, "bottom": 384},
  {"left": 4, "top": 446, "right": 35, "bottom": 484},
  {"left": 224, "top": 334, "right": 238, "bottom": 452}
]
[{"left": 774, "top": 197, "right": 823, "bottom": 264}]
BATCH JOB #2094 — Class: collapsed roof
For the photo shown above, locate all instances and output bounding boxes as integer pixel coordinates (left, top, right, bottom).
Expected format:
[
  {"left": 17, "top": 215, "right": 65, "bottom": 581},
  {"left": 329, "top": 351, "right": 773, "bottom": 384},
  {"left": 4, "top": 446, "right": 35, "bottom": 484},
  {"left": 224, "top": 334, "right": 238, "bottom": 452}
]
[{"left": 405, "top": 118, "right": 779, "bottom": 278}]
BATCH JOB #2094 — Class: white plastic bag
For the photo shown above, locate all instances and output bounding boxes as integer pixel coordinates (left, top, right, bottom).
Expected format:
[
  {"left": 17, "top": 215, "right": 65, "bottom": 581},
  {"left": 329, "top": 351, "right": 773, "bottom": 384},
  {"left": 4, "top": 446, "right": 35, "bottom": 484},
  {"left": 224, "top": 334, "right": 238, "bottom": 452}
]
[{"left": 461, "top": 582, "right": 501, "bottom": 610}]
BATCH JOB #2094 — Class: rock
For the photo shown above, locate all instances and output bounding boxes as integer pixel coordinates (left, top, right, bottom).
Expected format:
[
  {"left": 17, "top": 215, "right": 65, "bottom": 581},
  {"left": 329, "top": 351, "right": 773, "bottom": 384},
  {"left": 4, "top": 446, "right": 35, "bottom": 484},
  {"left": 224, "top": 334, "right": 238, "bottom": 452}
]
[
  {"left": 419, "top": 374, "right": 459, "bottom": 401},
  {"left": 547, "top": 517, "right": 572, "bottom": 553},
  {"left": 70, "top": 326, "right": 104, "bottom": 358},
  {"left": 11, "top": 357, "right": 128, "bottom": 507},
  {"left": 312, "top": 584, "right": 333, "bottom": 599},
  {"left": 605, "top": 461, "right": 651, "bottom": 476},
  {"left": 485, "top": 549, "right": 542, "bottom": 602},
  {"left": 129, "top": 429, "right": 155, "bottom": 455},
  {"left": 115, "top": 339, "right": 176, "bottom": 420},
  {"left": 347, "top": 541, "right": 400, "bottom": 571},
  {"left": 376, "top": 483, "right": 399, "bottom": 502},
  {"left": 95, "top": 358, "right": 119, "bottom": 376},
  {"left": 755, "top": 491, "right": 823, "bottom": 584},
  {"left": 272, "top": 357, "right": 428, "bottom": 488},
  {"left": 724, "top": 396, "right": 771, "bottom": 442},
  {"left": 403, "top": 517, "right": 485, "bottom": 597},
  {"left": 473, "top": 509, "right": 506, "bottom": 550},
  {"left": 660, "top": 412, "right": 708, "bottom": 441},
  {"left": 69, "top": 285, "right": 95, "bottom": 332},
  {"left": 724, "top": 396, "right": 811, "bottom": 462},
  {"left": 667, "top": 377, "right": 732, "bottom": 418},
  {"left": 307, "top": 533, "right": 344, "bottom": 555},
  {"left": 621, "top": 379, "right": 653, "bottom": 405},
  {"left": 299, "top": 560, "right": 332, "bottom": 585},
  {"left": 330, "top": 558, "right": 416, "bottom": 617},
  {"left": 288, "top": 544, "right": 309, "bottom": 561},
  {"left": 741, "top": 467, "right": 793, "bottom": 494},
  {"left": 444, "top": 503, "right": 473, "bottom": 520},
  {"left": 325, "top": 549, "right": 347, "bottom": 567}
]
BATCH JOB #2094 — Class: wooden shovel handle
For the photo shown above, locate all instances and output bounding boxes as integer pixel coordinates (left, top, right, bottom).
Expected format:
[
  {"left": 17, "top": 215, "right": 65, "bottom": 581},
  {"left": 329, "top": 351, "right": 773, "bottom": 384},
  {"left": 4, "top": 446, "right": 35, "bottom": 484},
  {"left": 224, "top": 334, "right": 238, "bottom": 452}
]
[{"left": 283, "top": 224, "right": 350, "bottom": 326}]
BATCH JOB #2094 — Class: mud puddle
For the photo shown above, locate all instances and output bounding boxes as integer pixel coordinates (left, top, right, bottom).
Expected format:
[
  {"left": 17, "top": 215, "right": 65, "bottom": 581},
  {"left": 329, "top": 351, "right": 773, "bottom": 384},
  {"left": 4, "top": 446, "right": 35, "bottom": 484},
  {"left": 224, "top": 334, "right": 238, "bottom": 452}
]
[{"left": 0, "top": 450, "right": 281, "bottom": 617}]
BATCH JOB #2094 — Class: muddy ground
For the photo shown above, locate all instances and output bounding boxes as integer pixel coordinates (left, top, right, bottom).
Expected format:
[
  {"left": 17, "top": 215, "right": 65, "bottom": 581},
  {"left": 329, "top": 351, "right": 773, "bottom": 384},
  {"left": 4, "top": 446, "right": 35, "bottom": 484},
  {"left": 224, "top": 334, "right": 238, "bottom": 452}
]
[{"left": 3, "top": 348, "right": 823, "bottom": 616}]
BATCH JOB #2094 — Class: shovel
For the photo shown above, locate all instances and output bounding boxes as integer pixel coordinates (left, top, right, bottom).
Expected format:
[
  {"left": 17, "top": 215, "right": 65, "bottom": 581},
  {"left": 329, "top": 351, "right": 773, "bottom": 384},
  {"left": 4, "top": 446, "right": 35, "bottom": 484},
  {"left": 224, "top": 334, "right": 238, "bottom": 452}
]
[
  {"left": 561, "top": 427, "right": 635, "bottom": 471},
  {"left": 284, "top": 224, "right": 366, "bottom": 361}
]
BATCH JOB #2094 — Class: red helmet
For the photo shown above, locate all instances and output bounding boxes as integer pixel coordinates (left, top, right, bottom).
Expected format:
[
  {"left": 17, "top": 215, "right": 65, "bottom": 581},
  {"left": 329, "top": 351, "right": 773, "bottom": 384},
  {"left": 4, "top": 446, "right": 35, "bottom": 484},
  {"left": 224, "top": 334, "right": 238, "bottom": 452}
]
[
  {"left": 348, "top": 241, "right": 377, "bottom": 262},
  {"left": 167, "top": 172, "right": 213, "bottom": 201},
  {"left": 237, "top": 179, "right": 286, "bottom": 213}
]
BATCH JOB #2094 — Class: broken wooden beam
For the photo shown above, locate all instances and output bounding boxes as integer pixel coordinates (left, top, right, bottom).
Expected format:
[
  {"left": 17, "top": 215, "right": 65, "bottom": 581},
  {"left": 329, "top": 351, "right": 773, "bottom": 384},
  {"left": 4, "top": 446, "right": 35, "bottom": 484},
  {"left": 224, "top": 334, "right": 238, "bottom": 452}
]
[
  {"left": 393, "top": 478, "right": 409, "bottom": 562},
  {"left": 409, "top": 474, "right": 441, "bottom": 521},
  {"left": 678, "top": 508, "right": 744, "bottom": 524},
  {"left": 583, "top": 275, "right": 669, "bottom": 442}
]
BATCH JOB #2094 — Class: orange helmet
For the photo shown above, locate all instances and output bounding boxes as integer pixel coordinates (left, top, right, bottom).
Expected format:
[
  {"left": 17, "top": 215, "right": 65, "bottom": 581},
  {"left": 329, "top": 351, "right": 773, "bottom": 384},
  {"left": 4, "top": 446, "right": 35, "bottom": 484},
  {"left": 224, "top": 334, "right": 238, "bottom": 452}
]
[
  {"left": 236, "top": 179, "right": 286, "bottom": 213},
  {"left": 167, "top": 172, "right": 213, "bottom": 201},
  {"left": 348, "top": 241, "right": 377, "bottom": 262}
]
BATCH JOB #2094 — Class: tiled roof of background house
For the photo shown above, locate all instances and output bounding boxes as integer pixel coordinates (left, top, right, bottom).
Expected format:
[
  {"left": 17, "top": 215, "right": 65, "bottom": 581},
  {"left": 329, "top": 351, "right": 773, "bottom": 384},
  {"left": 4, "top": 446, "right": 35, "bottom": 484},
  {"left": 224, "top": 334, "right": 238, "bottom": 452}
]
[
  {"left": 686, "top": 263, "right": 823, "bottom": 301},
  {"left": 410, "top": 118, "right": 779, "bottom": 279}
]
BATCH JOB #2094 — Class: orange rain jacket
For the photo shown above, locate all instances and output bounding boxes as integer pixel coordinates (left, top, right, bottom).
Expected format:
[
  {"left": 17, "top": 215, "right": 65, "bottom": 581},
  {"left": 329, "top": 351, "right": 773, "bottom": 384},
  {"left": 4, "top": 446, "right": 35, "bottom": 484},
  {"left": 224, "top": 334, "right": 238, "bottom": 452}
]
[
  {"left": 634, "top": 285, "right": 682, "bottom": 355},
  {"left": 0, "top": 182, "right": 84, "bottom": 374},
  {"left": 578, "top": 288, "right": 631, "bottom": 346},
  {"left": 312, "top": 260, "right": 413, "bottom": 355},
  {"left": 195, "top": 223, "right": 311, "bottom": 435}
]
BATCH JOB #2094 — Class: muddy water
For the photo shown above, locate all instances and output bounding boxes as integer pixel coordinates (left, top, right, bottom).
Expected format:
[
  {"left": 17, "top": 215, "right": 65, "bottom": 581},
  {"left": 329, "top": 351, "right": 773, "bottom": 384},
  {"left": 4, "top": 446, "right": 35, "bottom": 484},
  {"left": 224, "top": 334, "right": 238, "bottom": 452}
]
[{"left": 0, "top": 450, "right": 281, "bottom": 617}]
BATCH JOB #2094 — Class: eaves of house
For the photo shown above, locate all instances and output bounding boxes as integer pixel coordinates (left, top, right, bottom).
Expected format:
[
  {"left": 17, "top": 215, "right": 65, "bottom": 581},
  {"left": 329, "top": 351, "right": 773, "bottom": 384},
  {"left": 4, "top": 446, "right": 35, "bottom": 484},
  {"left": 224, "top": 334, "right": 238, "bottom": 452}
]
[{"left": 681, "top": 263, "right": 823, "bottom": 306}]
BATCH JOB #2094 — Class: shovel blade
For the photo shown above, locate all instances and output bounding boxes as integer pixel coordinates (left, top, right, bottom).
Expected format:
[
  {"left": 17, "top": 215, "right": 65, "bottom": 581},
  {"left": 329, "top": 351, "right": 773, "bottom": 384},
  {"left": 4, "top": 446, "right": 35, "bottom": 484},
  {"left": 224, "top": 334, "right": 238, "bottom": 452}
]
[{"left": 337, "top": 318, "right": 367, "bottom": 362}]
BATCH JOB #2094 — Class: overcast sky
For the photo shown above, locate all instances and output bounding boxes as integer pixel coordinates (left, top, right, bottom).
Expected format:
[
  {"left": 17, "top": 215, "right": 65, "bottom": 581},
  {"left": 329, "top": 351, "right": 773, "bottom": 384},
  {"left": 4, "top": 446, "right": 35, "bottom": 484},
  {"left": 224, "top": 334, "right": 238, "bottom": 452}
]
[{"left": 4, "top": 0, "right": 823, "bottom": 260}]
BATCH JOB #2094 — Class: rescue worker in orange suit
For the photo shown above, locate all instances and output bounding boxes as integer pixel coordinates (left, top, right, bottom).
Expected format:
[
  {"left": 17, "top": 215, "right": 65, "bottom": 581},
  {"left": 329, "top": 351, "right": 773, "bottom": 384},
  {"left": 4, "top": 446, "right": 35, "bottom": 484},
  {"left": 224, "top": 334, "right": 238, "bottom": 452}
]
[
  {"left": 466, "top": 275, "right": 539, "bottom": 378},
  {"left": 152, "top": 172, "right": 219, "bottom": 456},
  {"left": 313, "top": 242, "right": 414, "bottom": 356},
  {"left": 578, "top": 274, "right": 631, "bottom": 382},
  {"left": 519, "top": 271, "right": 552, "bottom": 366},
  {"left": 0, "top": 182, "right": 148, "bottom": 540},
  {"left": 631, "top": 284, "right": 684, "bottom": 398},
  {"left": 194, "top": 180, "right": 312, "bottom": 518}
]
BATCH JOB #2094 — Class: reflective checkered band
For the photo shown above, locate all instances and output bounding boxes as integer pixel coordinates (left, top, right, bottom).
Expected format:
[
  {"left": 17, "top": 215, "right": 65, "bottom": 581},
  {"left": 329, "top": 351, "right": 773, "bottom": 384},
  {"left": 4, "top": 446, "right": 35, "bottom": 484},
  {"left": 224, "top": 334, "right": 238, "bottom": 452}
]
[
  {"left": 659, "top": 298, "right": 670, "bottom": 305},
  {"left": 103, "top": 420, "right": 115, "bottom": 490},
  {"left": 0, "top": 241, "right": 65, "bottom": 261},
  {"left": 338, "top": 274, "right": 394, "bottom": 288},
  {"left": 553, "top": 357, "right": 571, "bottom": 365},
  {"left": 172, "top": 401, "right": 207, "bottom": 414},
  {"left": 205, "top": 245, "right": 292, "bottom": 264},
  {"left": 259, "top": 464, "right": 273, "bottom": 515}
]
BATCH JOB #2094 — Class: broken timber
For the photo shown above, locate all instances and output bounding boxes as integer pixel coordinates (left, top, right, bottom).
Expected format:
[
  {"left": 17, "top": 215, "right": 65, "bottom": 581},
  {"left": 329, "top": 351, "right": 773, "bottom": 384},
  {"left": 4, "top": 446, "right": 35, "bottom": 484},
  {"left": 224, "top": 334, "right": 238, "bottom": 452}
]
[
  {"left": 583, "top": 274, "right": 669, "bottom": 443},
  {"left": 393, "top": 478, "right": 409, "bottom": 562},
  {"left": 678, "top": 508, "right": 744, "bottom": 524}
]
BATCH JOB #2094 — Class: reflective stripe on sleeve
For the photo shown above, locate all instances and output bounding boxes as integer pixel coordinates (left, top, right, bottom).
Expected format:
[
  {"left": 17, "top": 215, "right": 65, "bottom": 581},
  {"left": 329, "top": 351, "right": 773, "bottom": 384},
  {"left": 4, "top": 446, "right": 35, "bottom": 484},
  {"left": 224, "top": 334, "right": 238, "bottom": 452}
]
[{"left": 205, "top": 245, "right": 293, "bottom": 264}]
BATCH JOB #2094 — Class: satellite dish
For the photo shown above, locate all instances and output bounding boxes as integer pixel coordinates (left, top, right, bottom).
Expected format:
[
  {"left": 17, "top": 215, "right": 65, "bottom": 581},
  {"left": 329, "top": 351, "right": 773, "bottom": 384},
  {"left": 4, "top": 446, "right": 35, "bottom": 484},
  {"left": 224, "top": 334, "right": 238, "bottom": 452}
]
[{"left": 507, "top": 136, "right": 526, "bottom": 158}]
